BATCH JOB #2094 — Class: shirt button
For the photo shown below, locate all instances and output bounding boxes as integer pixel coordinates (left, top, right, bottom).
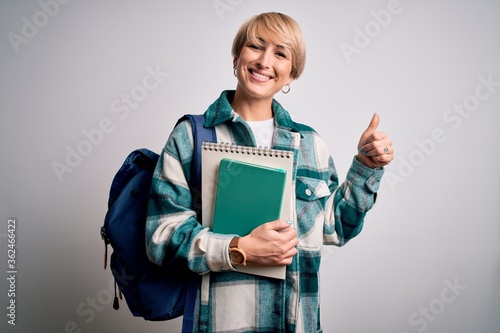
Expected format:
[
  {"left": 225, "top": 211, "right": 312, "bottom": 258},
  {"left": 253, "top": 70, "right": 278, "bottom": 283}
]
[{"left": 305, "top": 189, "right": 312, "bottom": 196}]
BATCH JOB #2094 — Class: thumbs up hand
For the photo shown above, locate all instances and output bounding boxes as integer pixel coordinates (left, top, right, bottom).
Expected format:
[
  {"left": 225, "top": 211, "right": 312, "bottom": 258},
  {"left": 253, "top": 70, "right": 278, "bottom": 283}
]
[{"left": 356, "top": 113, "right": 394, "bottom": 169}]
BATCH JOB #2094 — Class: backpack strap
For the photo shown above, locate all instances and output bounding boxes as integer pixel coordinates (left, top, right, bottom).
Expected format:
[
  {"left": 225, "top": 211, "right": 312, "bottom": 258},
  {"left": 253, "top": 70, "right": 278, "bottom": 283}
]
[
  {"left": 180, "top": 114, "right": 217, "bottom": 191},
  {"left": 176, "top": 114, "right": 216, "bottom": 203},
  {"left": 175, "top": 114, "right": 216, "bottom": 332}
]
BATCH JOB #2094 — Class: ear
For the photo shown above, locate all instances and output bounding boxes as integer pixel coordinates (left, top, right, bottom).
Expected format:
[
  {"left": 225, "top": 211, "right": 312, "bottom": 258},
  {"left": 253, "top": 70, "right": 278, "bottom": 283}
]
[{"left": 233, "top": 56, "right": 238, "bottom": 69}]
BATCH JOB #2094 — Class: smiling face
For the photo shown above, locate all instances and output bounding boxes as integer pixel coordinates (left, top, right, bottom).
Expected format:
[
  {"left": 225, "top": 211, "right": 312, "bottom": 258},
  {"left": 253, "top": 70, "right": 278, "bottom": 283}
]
[
  {"left": 233, "top": 34, "right": 293, "bottom": 101},
  {"left": 231, "top": 13, "right": 306, "bottom": 104}
]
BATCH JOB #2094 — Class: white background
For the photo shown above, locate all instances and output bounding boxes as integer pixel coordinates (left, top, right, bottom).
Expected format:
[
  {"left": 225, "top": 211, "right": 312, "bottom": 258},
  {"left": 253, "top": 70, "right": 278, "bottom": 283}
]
[{"left": 1, "top": 0, "right": 499, "bottom": 332}]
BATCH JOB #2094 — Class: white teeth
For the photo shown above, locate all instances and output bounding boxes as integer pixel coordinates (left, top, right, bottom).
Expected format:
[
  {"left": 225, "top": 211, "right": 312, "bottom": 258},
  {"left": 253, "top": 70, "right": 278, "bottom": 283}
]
[{"left": 251, "top": 70, "right": 270, "bottom": 80}]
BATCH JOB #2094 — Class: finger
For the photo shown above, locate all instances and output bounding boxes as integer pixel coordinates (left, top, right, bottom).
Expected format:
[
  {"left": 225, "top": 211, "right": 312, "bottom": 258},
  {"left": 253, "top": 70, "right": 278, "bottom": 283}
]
[
  {"left": 364, "top": 144, "right": 392, "bottom": 157},
  {"left": 266, "top": 219, "right": 293, "bottom": 232},
  {"left": 273, "top": 241, "right": 298, "bottom": 265},
  {"left": 285, "top": 235, "right": 299, "bottom": 248},
  {"left": 278, "top": 248, "right": 298, "bottom": 265},
  {"left": 278, "top": 225, "right": 298, "bottom": 241},
  {"left": 359, "top": 113, "right": 380, "bottom": 146},
  {"left": 373, "top": 146, "right": 390, "bottom": 157},
  {"left": 359, "top": 134, "right": 390, "bottom": 155}
]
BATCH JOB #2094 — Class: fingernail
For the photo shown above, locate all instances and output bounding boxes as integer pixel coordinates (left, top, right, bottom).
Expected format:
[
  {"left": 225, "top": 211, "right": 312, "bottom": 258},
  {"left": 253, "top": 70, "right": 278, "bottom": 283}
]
[{"left": 286, "top": 220, "right": 293, "bottom": 225}]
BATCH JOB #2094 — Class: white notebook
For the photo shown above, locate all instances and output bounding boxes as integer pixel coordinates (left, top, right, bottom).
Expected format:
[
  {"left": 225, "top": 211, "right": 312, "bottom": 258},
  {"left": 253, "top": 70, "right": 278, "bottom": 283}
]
[{"left": 201, "top": 142, "right": 294, "bottom": 279}]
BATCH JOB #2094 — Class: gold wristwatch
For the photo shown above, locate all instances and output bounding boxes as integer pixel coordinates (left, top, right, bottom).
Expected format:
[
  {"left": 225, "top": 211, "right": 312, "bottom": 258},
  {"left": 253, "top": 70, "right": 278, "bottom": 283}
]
[{"left": 229, "top": 237, "right": 246, "bottom": 267}]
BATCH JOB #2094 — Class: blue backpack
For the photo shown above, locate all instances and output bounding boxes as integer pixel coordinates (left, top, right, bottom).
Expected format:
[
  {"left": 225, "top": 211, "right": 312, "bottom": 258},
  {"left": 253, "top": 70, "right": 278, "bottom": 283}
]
[{"left": 100, "top": 114, "right": 216, "bottom": 327}]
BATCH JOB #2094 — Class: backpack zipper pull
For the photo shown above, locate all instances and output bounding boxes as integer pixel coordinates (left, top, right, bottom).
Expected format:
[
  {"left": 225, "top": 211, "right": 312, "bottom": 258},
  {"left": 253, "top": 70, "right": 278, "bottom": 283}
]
[
  {"left": 113, "top": 279, "right": 120, "bottom": 310},
  {"left": 100, "top": 226, "right": 109, "bottom": 269}
]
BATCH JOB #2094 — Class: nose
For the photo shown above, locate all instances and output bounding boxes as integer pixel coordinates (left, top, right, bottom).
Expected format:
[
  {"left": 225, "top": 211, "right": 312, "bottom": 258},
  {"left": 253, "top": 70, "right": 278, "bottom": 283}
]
[{"left": 256, "top": 48, "right": 272, "bottom": 69}]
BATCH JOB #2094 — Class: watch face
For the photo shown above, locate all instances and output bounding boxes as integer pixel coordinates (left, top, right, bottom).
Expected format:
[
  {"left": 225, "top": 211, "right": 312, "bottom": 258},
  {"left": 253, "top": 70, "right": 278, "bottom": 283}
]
[{"left": 230, "top": 249, "right": 245, "bottom": 266}]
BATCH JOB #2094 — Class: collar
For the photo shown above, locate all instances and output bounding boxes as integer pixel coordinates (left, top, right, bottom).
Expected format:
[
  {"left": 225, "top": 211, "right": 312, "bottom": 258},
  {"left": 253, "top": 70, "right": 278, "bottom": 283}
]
[{"left": 203, "top": 90, "right": 301, "bottom": 134}]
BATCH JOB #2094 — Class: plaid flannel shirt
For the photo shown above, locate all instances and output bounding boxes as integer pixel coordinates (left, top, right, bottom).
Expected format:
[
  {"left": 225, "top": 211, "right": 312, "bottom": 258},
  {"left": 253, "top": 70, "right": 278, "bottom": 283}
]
[{"left": 146, "top": 90, "right": 384, "bottom": 332}]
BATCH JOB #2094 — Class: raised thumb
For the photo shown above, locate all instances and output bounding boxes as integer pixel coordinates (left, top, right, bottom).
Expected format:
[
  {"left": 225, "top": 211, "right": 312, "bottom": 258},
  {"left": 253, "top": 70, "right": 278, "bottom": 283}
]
[
  {"left": 360, "top": 113, "right": 380, "bottom": 144},
  {"left": 365, "top": 113, "right": 380, "bottom": 133}
]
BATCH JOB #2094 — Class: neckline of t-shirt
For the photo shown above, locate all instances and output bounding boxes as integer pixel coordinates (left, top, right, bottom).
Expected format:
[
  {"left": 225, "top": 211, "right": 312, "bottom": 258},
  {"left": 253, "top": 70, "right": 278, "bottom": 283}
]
[{"left": 245, "top": 117, "right": 274, "bottom": 128}]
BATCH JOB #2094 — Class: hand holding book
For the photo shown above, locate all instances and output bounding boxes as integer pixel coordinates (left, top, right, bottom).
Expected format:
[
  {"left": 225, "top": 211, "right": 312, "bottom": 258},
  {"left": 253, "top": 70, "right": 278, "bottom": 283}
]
[{"left": 238, "top": 219, "right": 298, "bottom": 266}]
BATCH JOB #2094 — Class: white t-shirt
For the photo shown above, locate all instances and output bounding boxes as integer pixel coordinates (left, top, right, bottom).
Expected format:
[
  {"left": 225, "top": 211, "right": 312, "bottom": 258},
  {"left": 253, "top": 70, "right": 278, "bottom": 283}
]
[{"left": 246, "top": 118, "right": 275, "bottom": 148}]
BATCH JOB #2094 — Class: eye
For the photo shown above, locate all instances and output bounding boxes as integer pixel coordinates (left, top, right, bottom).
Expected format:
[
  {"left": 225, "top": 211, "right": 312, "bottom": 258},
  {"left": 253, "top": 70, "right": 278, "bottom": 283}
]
[
  {"left": 276, "top": 51, "right": 288, "bottom": 59},
  {"left": 248, "top": 44, "right": 264, "bottom": 51}
]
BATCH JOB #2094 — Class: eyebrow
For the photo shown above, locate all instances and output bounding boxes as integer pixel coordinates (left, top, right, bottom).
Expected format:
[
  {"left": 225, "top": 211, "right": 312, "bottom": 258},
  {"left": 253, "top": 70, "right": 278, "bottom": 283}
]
[{"left": 256, "top": 36, "right": 287, "bottom": 50}]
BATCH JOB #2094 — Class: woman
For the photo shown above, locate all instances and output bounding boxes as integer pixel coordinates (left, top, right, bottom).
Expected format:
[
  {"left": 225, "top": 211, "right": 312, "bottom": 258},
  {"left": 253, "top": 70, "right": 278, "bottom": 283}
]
[{"left": 146, "top": 12, "right": 393, "bottom": 332}]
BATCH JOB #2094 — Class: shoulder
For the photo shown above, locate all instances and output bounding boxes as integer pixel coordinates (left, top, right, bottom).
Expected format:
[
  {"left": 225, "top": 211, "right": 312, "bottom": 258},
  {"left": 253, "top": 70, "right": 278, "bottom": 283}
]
[
  {"left": 293, "top": 120, "right": 317, "bottom": 136},
  {"left": 293, "top": 121, "right": 332, "bottom": 162},
  {"left": 163, "top": 118, "right": 194, "bottom": 159}
]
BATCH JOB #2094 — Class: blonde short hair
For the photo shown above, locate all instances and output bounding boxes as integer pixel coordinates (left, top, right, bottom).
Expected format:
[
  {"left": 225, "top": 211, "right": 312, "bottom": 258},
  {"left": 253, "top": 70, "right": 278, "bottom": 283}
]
[{"left": 231, "top": 12, "right": 306, "bottom": 79}]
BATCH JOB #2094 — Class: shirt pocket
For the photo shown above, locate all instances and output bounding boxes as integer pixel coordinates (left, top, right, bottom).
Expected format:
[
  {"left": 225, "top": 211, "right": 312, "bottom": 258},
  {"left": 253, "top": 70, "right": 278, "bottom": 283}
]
[
  {"left": 295, "top": 176, "right": 331, "bottom": 202},
  {"left": 295, "top": 176, "right": 331, "bottom": 241}
]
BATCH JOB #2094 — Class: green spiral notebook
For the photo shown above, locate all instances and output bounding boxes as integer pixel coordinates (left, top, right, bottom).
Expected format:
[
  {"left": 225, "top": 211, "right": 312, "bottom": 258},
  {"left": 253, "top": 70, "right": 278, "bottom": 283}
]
[{"left": 212, "top": 158, "right": 287, "bottom": 236}]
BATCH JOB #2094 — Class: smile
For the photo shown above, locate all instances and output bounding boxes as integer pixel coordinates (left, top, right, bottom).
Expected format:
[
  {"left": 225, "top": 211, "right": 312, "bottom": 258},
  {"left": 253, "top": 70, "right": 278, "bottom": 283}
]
[{"left": 249, "top": 69, "right": 273, "bottom": 81}]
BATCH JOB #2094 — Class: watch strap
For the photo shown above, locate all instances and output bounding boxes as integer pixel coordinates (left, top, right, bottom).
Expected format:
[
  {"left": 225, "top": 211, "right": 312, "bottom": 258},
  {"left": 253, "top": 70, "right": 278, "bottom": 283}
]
[{"left": 229, "top": 237, "right": 240, "bottom": 249}]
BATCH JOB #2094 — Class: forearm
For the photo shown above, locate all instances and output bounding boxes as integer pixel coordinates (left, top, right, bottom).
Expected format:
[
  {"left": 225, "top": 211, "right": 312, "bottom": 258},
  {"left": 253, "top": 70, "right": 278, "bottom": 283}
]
[
  {"left": 146, "top": 212, "right": 234, "bottom": 274},
  {"left": 145, "top": 153, "right": 235, "bottom": 273},
  {"left": 324, "top": 156, "right": 384, "bottom": 246}
]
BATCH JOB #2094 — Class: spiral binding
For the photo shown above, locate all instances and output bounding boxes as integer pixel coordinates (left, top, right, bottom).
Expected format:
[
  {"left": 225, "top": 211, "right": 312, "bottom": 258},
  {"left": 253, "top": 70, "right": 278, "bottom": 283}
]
[{"left": 202, "top": 142, "right": 293, "bottom": 158}]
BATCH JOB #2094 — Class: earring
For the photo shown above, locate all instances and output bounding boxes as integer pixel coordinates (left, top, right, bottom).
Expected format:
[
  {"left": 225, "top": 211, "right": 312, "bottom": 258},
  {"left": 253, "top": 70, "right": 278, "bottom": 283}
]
[
  {"left": 233, "top": 68, "right": 237, "bottom": 77},
  {"left": 282, "top": 84, "right": 290, "bottom": 94}
]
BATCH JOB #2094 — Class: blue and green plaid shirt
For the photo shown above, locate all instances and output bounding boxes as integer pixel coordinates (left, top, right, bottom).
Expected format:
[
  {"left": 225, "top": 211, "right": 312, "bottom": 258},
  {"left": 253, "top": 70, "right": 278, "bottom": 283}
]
[{"left": 146, "top": 90, "right": 384, "bottom": 332}]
